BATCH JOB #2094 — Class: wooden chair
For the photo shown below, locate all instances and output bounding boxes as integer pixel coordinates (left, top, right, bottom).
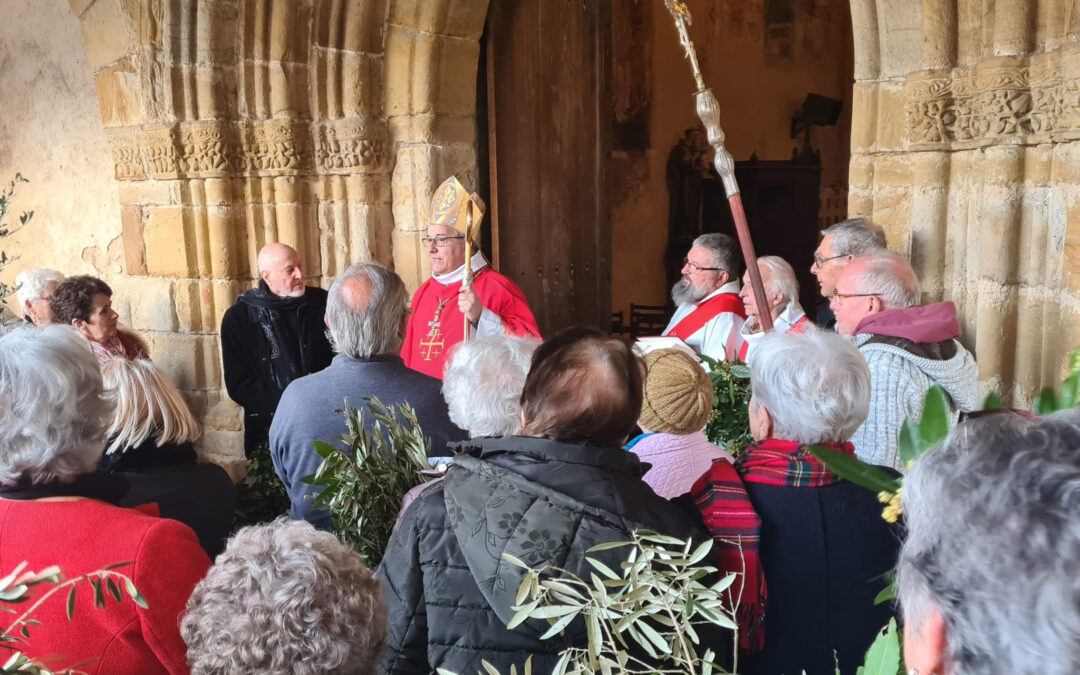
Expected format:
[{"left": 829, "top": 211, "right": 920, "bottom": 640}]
[{"left": 629, "top": 304, "right": 670, "bottom": 338}]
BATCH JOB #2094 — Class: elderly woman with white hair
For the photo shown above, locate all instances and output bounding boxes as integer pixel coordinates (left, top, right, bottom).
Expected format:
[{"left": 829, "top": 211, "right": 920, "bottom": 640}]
[
  {"left": 690, "top": 327, "right": 899, "bottom": 673},
  {"left": 736, "top": 255, "right": 808, "bottom": 362},
  {"left": 0, "top": 325, "right": 210, "bottom": 674},
  {"left": 397, "top": 335, "right": 539, "bottom": 520},
  {"left": 442, "top": 334, "right": 539, "bottom": 437},
  {"left": 899, "top": 410, "right": 1080, "bottom": 675},
  {"left": 182, "top": 518, "right": 386, "bottom": 674},
  {"left": 99, "top": 357, "right": 236, "bottom": 558}
]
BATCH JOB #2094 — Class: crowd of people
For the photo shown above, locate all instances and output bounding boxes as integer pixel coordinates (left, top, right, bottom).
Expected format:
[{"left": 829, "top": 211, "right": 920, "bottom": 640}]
[{"left": 0, "top": 174, "right": 1076, "bottom": 674}]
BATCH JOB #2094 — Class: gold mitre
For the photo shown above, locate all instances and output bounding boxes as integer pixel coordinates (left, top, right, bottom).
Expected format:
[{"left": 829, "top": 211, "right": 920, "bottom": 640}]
[{"left": 430, "top": 175, "right": 485, "bottom": 237}]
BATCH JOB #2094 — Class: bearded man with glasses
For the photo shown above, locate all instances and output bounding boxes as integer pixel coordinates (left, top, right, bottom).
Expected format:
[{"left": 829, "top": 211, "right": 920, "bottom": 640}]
[
  {"left": 832, "top": 252, "right": 977, "bottom": 470},
  {"left": 661, "top": 232, "right": 746, "bottom": 362},
  {"left": 402, "top": 176, "right": 540, "bottom": 379}
]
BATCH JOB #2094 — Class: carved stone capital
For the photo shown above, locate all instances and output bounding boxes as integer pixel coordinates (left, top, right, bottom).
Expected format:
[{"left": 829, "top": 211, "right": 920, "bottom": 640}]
[
  {"left": 905, "top": 49, "right": 1080, "bottom": 150},
  {"left": 312, "top": 117, "right": 389, "bottom": 174},
  {"left": 106, "top": 119, "right": 381, "bottom": 180}
]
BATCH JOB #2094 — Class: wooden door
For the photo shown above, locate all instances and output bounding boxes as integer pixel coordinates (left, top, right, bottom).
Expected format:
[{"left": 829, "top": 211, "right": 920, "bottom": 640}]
[{"left": 484, "top": 0, "right": 611, "bottom": 337}]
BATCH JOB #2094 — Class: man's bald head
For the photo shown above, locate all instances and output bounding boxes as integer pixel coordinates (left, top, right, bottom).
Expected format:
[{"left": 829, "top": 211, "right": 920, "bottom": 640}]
[
  {"left": 326, "top": 263, "right": 410, "bottom": 358},
  {"left": 257, "top": 243, "right": 305, "bottom": 298}
]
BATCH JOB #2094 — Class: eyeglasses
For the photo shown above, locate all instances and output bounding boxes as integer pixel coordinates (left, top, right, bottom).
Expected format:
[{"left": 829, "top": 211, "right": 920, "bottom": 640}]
[
  {"left": 421, "top": 235, "right": 465, "bottom": 248},
  {"left": 830, "top": 291, "right": 882, "bottom": 304},
  {"left": 682, "top": 257, "right": 723, "bottom": 273},
  {"left": 812, "top": 253, "right": 847, "bottom": 268}
]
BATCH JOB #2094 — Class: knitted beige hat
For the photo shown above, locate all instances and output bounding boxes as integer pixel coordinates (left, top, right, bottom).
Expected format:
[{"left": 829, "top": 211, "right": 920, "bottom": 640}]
[{"left": 639, "top": 348, "right": 714, "bottom": 435}]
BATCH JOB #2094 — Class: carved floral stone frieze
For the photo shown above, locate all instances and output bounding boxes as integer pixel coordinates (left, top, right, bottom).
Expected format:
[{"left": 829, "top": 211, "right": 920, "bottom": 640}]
[
  {"left": 906, "top": 49, "right": 1080, "bottom": 150},
  {"left": 106, "top": 117, "right": 387, "bottom": 180},
  {"left": 312, "top": 118, "right": 388, "bottom": 173}
]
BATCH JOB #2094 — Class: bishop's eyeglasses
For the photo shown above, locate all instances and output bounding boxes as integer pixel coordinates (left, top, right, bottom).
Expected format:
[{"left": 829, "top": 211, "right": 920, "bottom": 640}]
[{"left": 422, "top": 235, "right": 465, "bottom": 248}]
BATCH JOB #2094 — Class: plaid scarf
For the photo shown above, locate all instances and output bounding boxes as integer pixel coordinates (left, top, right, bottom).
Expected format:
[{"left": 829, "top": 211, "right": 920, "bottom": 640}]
[
  {"left": 690, "top": 459, "right": 766, "bottom": 652},
  {"left": 736, "top": 438, "right": 852, "bottom": 486},
  {"left": 690, "top": 439, "right": 853, "bottom": 652}
]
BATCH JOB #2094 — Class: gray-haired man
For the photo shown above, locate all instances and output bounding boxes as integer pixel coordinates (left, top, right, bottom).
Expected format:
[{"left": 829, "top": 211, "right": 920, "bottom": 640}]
[
  {"left": 269, "top": 263, "right": 465, "bottom": 529},
  {"left": 811, "top": 218, "right": 887, "bottom": 328},
  {"left": 15, "top": 267, "right": 64, "bottom": 325}
]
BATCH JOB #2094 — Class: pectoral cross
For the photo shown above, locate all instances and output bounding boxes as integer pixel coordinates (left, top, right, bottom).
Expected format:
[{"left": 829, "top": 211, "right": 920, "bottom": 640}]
[{"left": 421, "top": 297, "right": 451, "bottom": 362}]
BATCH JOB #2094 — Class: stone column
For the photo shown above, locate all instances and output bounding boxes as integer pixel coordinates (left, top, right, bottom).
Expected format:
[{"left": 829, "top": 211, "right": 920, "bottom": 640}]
[{"left": 385, "top": 1, "right": 490, "bottom": 291}]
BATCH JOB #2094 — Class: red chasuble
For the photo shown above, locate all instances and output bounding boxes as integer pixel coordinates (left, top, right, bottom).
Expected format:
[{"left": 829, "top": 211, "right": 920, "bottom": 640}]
[{"left": 402, "top": 267, "right": 541, "bottom": 379}]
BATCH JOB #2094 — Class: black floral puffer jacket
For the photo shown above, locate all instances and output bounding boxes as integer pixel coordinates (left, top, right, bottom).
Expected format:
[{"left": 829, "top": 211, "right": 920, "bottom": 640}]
[{"left": 376, "top": 436, "right": 711, "bottom": 674}]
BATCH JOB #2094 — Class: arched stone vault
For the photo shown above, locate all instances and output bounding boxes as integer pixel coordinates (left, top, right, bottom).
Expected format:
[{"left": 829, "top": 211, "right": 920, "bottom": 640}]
[
  {"left": 848, "top": 0, "right": 1080, "bottom": 405},
  {"left": 70, "top": 0, "right": 489, "bottom": 467}
]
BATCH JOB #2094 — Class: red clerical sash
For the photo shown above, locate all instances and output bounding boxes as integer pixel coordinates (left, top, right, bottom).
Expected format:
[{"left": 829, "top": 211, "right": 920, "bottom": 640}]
[{"left": 667, "top": 293, "right": 746, "bottom": 342}]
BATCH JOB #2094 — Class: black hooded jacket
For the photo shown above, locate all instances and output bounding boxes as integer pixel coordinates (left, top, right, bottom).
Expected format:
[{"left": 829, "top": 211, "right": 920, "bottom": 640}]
[
  {"left": 220, "top": 282, "right": 333, "bottom": 453},
  {"left": 376, "top": 436, "right": 714, "bottom": 674}
]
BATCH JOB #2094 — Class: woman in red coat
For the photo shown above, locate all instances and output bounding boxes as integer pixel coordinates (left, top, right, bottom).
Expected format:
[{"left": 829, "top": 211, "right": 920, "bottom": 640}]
[{"left": 0, "top": 325, "right": 210, "bottom": 675}]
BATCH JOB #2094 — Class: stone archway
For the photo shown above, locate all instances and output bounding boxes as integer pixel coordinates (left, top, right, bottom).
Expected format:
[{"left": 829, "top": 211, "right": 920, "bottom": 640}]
[
  {"left": 70, "top": 0, "right": 490, "bottom": 467},
  {"left": 848, "top": 0, "right": 1080, "bottom": 405}
]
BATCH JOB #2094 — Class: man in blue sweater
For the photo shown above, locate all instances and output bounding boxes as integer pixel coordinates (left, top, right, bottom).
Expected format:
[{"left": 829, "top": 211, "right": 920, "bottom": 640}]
[{"left": 270, "top": 263, "right": 466, "bottom": 529}]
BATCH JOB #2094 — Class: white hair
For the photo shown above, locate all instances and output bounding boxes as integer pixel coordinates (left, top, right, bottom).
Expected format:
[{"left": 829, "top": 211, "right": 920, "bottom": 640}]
[
  {"left": 182, "top": 518, "right": 386, "bottom": 674},
  {"left": 821, "top": 218, "right": 887, "bottom": 256},
  {"left": 748, "top": 327, "right": 870, "bottom": 444},
  {"left": 101, "top": 358, "right": 201, "bottom": 456},
  {"left": 326, "top": 264, "right": 409, "bottom": 359},
  {"left": 442, "top": 335, "right": 539, "bottom": 436},
  {"left": 15, "top": 267, "right": 64, "bottom": 307},
  {"left": 0, "top": 325, "right": 113, "bottom": 485},
  {"left": 851, "top": 252, "right": 921, "bottom": 309},
  {"left": 758, "top": 255, "right": 800, "bottom": 308},
  {"left": 898, "top": 410, "right": 1080, "bottom": 675}
]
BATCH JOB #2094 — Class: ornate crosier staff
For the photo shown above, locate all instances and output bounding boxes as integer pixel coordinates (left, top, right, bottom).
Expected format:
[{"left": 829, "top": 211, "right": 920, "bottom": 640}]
[
  {"left": 462, "top": 209, "right": 474, "bottom": 339},
  {"left": 665, "top": 0, "right": 773, "bottom": 332}
]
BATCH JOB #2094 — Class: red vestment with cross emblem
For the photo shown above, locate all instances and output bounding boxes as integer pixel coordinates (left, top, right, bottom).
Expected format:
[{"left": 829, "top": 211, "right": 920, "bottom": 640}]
[{"left": 402, "top": 267, "right": 540, "bottom": 379}]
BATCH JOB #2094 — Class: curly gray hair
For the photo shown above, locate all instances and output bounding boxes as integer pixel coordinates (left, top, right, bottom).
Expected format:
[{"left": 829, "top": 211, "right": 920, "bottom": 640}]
[
  {"left": 748, "top": 327, "right": 870, "bottom": 444},
  {"left": 442, "top": 335, "right": 539, "bottom": 436},
  {"left": 897, "top": 410, "right": 1080, "bottom": 675},
  {"left": 821, "top": 217, "right": 887, "bottom": 256},
  {"left": 182, "top": 518, "right": 386, "bottom": 675},
  {"left": 0, "top": 325, "right": 112, "bottom": 485}
]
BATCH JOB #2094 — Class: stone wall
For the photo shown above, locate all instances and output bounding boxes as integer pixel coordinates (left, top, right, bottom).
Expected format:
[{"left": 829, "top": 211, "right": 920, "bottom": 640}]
[
  {"left": 850, "top": 0, "right": 1080, "bottom": 404},
  {"left": 0, "top": 0, "right": 122, "bottom": 313},
  {"left": 1, "top": 0, "right": 489, "bottom": 472}
]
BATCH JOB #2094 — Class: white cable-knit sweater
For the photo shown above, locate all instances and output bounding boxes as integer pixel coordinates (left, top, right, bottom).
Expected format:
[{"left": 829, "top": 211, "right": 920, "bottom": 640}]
[{"left": 851, "top": 334, "right": 978, "bottom": 471}]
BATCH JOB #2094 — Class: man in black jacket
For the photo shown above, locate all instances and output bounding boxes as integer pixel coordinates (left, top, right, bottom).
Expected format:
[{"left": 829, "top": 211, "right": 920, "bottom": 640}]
[{"left": 220, "top": 243, "right": 333, "bottom": 455}]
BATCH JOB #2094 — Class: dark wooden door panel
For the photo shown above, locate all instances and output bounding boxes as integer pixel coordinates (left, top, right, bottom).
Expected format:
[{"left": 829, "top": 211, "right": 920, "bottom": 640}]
[{"left": 486, "top": 0, "right": 611, "bottom": 337}]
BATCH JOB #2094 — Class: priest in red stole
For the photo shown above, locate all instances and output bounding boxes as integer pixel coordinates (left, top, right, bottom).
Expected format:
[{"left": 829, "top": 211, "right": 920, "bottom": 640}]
[
  {"left": 402, "top": 176, "right": 541, "bottom": 379},
  {"left": 662, "top": 233, "right": 746, "bottom": 361}
]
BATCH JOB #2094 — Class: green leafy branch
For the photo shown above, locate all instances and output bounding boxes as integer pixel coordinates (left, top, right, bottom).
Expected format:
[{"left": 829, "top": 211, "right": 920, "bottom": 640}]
[
  {"left": 441, "top": 531, "right": 740, "bottom": 675},
  {"left": 301, "top": 397, "right": 431, "bottom": 566},
  {"left": 0, "top": 173, "right": 33, "bottom": 308},
  {"left": 699, "top": 355, "right": 752, "bottom": 458},
  {"left": 852, "top": 618, "right": 902, "bottom": 675},
  {"left": 0, "top": 561, "right": 146, "bottom": 675}
]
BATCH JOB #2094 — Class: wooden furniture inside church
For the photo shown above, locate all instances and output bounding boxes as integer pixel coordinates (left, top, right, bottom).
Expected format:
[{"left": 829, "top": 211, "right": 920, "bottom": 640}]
[{"left": 666, "top": 133, "right": 823, "bottom": 316}]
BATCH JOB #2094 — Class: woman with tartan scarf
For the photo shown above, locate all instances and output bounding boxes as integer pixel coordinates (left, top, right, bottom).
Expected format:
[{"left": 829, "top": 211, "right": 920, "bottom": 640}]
[{"left": 687, "top": 327, "right": 900, "bottom": 675}]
